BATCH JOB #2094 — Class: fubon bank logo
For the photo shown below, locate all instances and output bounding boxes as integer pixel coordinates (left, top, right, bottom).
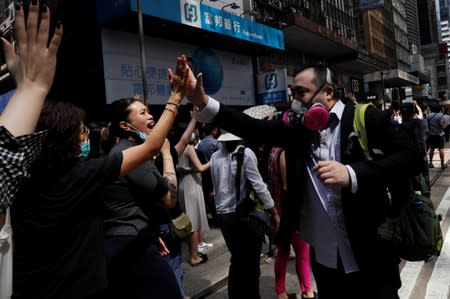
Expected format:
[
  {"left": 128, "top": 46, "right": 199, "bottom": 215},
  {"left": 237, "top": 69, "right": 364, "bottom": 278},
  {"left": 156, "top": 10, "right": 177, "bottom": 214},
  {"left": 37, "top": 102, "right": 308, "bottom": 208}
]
[
  {"left": 184, "top": 3, "right": 198, "bottom": 23},
  {"left": 265, "top": 73, "right": 278, "bottom": 90}
]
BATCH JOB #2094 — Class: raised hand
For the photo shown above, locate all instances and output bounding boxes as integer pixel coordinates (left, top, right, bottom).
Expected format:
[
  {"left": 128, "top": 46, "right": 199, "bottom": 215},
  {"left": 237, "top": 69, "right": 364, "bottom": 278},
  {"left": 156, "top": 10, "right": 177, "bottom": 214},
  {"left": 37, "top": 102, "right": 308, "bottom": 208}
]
[
  {"left": 189, "top": 73, "right": 209, "bottom": 108},
  {"left": 134, "top": 93, "right": 144, "bottom": 101},
  {"left": 3, "top": 1, "right": 62, "bottom": 94},
  {"left": 190, "top": 106, "right": 199, "bottom": 120},
  {"left": 167, "top": 55, "right": 189, "bottom": 103},
  {"left": 0, "top": 1, "right": 63, "bottom": 136},
  {"left": 174, "top": 55, "right": 208, "bottom": 107}
]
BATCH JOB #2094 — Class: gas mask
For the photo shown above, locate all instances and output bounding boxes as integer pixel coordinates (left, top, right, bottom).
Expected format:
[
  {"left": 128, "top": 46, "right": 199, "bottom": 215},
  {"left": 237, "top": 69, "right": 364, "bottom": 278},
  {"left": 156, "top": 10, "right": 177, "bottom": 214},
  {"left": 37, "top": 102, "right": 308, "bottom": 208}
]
[{"left": 283, "top": 101, "right": 329, "bottom": 131}]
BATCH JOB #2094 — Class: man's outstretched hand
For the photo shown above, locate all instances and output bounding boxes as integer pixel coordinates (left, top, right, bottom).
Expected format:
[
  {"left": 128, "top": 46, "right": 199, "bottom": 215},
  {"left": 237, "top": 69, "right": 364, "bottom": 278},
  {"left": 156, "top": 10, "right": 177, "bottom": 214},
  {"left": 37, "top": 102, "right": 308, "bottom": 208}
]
[{"left": 175, "top": 55, "right": 209, "bottom": 108}]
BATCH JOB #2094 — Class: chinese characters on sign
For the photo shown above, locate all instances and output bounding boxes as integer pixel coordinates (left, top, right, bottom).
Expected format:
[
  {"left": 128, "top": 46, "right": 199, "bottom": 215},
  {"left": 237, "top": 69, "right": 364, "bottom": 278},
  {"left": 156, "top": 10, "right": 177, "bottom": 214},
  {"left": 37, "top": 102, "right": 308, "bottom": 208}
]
[
  {"left": 119, "top": 64, "right": 172, "bottom": 97},
  {"left": 201, "top": 7, "right": 269, "bottom": 44}
]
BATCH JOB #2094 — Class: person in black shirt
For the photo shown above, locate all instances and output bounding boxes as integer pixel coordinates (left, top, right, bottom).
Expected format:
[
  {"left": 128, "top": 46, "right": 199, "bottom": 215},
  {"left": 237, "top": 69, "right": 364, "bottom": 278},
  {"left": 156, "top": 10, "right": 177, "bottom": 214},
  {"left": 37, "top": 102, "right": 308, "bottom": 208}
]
[{"left": 103, "top": 97, "right": 182, "bottom": 299}]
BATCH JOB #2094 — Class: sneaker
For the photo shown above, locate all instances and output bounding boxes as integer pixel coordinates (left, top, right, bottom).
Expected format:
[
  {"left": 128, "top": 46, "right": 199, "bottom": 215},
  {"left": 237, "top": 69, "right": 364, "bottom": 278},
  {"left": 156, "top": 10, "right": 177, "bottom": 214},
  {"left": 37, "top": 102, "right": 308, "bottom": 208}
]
[
  {"left": 199, "top": 241, "right": 214, "bottom": 249},
  {"left": 429, "top": 163, "right": 435, "bottom": 168},
  {"left": 442, "top": 163, "right": 447, "bottom": 169}
]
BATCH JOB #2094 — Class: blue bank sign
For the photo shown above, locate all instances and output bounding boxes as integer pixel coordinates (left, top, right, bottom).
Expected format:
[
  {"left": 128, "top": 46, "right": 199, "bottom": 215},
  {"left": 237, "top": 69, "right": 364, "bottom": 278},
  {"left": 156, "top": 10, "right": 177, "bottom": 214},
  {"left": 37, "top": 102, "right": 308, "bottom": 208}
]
[
  {"left": 97, "top": 0, "right": 284, "bottom": 50},
  {"left": 257, "top": 69, "right": 288, "bottom": 105}
]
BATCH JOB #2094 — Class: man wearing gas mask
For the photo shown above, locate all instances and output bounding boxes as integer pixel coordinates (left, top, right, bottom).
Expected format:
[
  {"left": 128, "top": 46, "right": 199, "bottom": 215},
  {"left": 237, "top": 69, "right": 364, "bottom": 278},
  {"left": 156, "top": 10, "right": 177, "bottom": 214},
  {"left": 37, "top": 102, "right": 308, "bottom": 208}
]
[{"left": 181, "top": 57, "right": 420, "bottom": 299}]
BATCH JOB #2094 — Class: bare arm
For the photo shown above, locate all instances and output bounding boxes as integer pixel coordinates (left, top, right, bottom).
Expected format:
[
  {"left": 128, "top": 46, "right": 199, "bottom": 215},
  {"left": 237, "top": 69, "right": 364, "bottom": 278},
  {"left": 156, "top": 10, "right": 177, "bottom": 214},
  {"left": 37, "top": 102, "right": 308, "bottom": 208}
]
[
  {"left": 186, "top": 144, "right": 210, "bottom": 172},
  {"left": 0, "top": 2, "right": 63, "bottom": 136},
  {"left": 159, "top": 139, "right": 177, "bottom": 208},
  {"left": 174, "top": 110, "right": 198, "bottom": 157},
  {"left": 413, "top": 100, "right": 423, "bottom": 119},
  {"left": 120, "top": 55, "right": 188, "bottom": 176}
]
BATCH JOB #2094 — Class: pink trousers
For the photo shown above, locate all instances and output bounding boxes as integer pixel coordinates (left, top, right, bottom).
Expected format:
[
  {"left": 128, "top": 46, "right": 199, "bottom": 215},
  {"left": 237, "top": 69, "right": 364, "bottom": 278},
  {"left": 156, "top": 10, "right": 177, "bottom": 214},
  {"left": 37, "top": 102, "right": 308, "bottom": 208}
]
[{"left": 274, "top": 232, "right": 312, "bottom": 294}]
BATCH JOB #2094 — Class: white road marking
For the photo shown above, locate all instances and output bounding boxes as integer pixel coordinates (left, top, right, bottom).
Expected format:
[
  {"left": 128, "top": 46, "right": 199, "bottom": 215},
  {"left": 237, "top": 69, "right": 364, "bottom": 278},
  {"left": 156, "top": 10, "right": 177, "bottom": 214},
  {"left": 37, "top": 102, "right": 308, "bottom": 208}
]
[{"left": 425, "top": 186, "right": 450, "bottom": 299}]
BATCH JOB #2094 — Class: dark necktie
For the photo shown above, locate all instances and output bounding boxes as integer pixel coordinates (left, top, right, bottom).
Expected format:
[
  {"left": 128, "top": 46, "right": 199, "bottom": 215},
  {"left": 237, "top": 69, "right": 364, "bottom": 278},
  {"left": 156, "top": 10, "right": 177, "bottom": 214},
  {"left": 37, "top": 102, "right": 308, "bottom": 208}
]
[{"left": 326, "top": 112, "right": 339, "bottom": 130}]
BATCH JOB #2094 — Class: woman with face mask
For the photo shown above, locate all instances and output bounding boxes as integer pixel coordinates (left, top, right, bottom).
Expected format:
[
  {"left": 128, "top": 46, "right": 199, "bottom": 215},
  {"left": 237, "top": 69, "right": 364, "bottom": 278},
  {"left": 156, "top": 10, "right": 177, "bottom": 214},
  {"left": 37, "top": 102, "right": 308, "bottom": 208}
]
[
  {"left": 10, "top": 55, "right": 189, "bottom": 299},
  {"left": 103, "top": 97, "right": 183, "bottom": 299}
]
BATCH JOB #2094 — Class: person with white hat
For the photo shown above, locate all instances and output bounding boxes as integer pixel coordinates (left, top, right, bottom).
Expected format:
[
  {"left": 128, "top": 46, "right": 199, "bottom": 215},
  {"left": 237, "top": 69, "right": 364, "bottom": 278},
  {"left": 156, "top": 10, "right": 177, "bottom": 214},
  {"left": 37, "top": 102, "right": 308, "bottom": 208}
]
[{"left": 210, "top": 130, "right": 280, "bottom": 299}]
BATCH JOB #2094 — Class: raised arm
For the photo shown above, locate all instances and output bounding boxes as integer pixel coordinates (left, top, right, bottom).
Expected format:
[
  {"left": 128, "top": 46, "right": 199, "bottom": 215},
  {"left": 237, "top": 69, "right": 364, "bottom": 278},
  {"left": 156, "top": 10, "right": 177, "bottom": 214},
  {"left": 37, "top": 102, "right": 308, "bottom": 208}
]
[
  {"left": 120, "top": 55, "right": 188, "bottom": 176},
  {"left": 186, "top": 144, "right": 210, "bottom": 172},
  {"left": 413, "top": 100, "right": 423, "bottom": 119},
  {"left": 174, "top": 109, "right": 198, "bottom": 157},
  {"left": 0, "top": 1, "right": 63, "bottom": 136}
]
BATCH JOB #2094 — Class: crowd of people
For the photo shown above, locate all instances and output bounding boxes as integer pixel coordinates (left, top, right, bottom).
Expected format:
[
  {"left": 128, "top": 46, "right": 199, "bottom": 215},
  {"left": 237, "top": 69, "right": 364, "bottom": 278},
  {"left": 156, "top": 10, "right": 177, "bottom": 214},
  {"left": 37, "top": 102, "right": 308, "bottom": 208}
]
[{"left": 0, "top": 2, "right": 445, "bottom": 299}]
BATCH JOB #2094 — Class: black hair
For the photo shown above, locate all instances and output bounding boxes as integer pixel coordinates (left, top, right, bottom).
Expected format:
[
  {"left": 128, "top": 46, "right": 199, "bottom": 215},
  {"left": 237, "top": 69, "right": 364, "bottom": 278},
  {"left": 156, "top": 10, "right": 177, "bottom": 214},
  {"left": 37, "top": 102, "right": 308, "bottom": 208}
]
[
  {"left": 200, "top": 123, "right": 218, "bottom": 136},
  {"left": 87, "top": 121, "right": 109, "bottom": 158},
  {"left": 430, "top": 103, "right": 442, "bottom": 113},
  {"left": 33, "top": 100, "right": 86, "bottom": 171},
  {"left": 296, "top": 63, "right": 336, "bottom": 89},
  {"left": 109, "top": 97, "right": 141, "bottom": 140}
]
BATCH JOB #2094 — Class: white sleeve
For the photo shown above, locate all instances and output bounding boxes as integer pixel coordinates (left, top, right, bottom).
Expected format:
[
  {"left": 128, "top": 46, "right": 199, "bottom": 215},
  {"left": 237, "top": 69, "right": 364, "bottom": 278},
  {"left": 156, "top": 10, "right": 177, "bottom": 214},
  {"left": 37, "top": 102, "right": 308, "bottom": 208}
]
[
  {"left": 346, "top": 165, "right": 358, "bottom": 193},
  {"left": 243, "top": 148, "right": 274, "bottom": 209},
  {"left": 196, "top": 96, "right": 220, "bottom": 124}
]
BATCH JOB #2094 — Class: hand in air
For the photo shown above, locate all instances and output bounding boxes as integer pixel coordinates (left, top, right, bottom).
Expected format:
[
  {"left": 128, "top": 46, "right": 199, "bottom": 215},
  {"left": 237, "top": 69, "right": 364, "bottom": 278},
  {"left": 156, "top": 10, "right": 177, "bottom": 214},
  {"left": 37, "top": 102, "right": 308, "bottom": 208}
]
[
  {"left": 174, "top": 55, "right": 208, "bottom": 107},
  {"left": 167, "top": 55, "right": 189, "bottom": 101},
  {"left": 2, "top": 1, "right": 63, "bottom": 94}
]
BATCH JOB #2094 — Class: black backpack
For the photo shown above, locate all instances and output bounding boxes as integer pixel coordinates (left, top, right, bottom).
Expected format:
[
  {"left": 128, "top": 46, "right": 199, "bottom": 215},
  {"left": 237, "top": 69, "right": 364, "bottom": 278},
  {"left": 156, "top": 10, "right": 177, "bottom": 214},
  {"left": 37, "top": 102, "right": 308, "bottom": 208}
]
[{"left": 354, "top": 104, "right": 443, "bottom": 262}]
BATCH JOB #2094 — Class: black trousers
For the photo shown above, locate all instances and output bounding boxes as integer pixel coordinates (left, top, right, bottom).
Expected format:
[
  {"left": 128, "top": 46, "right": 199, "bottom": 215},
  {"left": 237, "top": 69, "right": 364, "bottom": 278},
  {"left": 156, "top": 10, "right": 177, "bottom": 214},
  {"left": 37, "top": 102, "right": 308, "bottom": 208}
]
[
  {"left": 217, "top": 213, "right": 265, "bottom": 299},
  {"left": 310, "top": 248, "right": 400, "bottom": 299}
]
